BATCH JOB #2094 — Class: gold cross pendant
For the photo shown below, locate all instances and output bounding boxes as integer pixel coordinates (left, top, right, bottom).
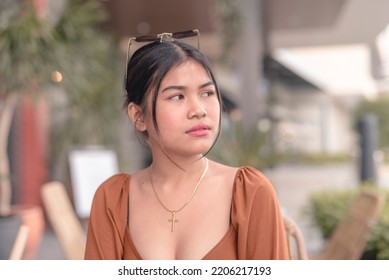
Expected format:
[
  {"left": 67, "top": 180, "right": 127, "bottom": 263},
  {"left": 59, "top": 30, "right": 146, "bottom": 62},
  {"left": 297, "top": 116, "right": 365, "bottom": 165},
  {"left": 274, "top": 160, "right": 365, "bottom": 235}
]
[{"left": 168, "top": 211, "right": 179, "bottom": 232}]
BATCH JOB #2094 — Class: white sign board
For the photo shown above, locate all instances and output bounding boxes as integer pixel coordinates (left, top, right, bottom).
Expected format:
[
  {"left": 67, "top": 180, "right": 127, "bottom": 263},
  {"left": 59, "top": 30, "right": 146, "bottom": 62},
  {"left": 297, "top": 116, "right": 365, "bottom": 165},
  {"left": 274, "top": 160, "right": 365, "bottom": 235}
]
[{"left": 69, "top": 148, "right": 118, "bottom": 218}]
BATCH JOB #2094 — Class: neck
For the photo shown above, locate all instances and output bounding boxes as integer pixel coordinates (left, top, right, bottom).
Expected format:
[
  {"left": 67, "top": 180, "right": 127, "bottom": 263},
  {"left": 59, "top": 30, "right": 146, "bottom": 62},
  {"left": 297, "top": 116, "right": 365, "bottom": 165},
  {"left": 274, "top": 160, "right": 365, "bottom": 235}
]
[
  {"left": 150, "top": 155, "right": 208, "bottom": 191},
  {"left": 150, "top": 144, "right": 205, "bottom": 172}
]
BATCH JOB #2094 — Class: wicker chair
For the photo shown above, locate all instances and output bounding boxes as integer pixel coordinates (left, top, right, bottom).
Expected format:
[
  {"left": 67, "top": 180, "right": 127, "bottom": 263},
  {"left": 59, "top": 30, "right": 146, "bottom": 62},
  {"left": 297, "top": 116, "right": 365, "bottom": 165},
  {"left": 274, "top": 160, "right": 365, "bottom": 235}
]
[
  {"left": 283, "top": 215, "right": 308, "bottom": 260},
  {"left": 41, "top": 181, "right": 86, "bottom": 260},
  {"left": 313, "top": 190, "right": 384, "bottom": 260},
  {"left": 284, "top": 190, "right": 384, "bottom": 260}
]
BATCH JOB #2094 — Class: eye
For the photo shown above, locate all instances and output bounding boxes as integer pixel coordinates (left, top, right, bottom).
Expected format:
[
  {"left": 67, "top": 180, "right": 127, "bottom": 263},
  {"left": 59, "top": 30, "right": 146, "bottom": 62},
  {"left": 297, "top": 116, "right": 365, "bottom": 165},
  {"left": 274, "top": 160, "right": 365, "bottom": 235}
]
[
  {"left": 201, "top": 91, "right": 215, "bottom": 97},
  {"left": 169, "top": 94, "right": 184, "bottom": 101}
]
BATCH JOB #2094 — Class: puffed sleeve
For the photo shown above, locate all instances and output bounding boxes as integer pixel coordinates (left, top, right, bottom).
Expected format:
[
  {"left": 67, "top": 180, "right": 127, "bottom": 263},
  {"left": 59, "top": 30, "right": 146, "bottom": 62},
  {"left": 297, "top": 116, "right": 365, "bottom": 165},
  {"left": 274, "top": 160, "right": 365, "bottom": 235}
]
[
  {"left": 232, "top": 167, "right": 289, "bottom": 260},
  {"left": 84, "top": 174, "right": 130, "bottom": 260}
]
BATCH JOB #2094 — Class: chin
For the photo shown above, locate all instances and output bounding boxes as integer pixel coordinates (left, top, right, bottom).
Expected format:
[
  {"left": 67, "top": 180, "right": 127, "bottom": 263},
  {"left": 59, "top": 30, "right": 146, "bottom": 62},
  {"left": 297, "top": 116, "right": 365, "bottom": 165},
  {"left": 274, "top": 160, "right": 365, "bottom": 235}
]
[
  {"left": 191, "top": 144, "right": 214, "bottom": 155},
  {"left": 173, "top": 144, "right": 213, "bottom": 157}
]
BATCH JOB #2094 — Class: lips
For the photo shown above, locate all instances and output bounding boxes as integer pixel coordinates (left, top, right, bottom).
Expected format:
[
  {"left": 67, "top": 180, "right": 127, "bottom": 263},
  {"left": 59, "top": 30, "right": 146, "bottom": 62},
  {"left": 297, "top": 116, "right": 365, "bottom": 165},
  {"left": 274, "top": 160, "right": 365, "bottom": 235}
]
[{"left": 186, "top": 124, "right": 211, "bottom": 137}]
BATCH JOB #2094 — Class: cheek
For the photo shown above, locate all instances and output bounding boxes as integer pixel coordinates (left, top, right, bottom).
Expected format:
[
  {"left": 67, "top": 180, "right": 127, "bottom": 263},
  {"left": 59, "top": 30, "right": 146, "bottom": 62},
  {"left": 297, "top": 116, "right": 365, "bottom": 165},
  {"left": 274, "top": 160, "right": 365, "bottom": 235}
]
[
  {"left": 156, "top": 108, "right": 174, "bottom": 123},
  {"left": 153, "top": 108, "right": 181, "bottom": 134},
  {"left": 208, "top": 101, "right": 221, "bottom": 121}
]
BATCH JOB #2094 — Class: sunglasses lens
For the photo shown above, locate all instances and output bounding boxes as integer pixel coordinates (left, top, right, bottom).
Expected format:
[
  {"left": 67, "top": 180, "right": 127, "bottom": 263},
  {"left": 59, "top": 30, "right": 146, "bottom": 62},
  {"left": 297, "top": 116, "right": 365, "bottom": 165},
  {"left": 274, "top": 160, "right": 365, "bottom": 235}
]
[
  {"left": 172, "top": 30, "right": 198, "bottom": 39},
  {"left": 135, "top": 35, "right": 158, "bottom": 43}
]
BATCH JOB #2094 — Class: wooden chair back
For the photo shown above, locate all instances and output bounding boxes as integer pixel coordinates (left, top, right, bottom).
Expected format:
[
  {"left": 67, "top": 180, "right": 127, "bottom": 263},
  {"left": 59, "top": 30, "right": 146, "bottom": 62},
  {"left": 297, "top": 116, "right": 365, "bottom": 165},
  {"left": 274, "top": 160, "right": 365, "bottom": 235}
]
[
  {"left": 9, "top": 225, "right": 29, "bottom": 260},
  {"left": 283, "top": 215, "right": 308, "bottom": 260},
  {"left": 315, "top": 190, "right": 384, "bottom": 260},
  {"left": 41, "top": 181, "right": 86, "bottom": 260}
]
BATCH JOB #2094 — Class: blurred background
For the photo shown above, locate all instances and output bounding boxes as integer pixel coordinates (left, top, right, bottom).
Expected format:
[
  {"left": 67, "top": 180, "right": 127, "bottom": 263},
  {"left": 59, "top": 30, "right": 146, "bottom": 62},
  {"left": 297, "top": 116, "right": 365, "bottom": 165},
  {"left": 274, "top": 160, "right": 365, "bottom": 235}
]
[{"left": 1, "top": 0, "right": 389, "bottom": 260}]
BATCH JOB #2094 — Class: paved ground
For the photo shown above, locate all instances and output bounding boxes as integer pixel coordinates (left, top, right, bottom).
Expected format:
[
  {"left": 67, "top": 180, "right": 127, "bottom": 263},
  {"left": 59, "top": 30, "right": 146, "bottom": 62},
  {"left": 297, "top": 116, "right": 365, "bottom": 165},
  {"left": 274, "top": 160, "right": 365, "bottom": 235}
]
[
  {"left": 36, "top": 228, "right": 65, "bottom": 260},
  {"left": 34, "top": 163, "right": 389, "bottom": 259}
]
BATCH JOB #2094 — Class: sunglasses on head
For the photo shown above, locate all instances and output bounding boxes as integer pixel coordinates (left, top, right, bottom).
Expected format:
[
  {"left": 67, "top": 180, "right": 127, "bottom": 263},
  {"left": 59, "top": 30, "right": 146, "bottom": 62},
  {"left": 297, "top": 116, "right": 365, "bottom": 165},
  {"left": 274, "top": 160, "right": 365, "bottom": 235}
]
[{"left": 125, "top": 29, "right": 200, "bottom": 79}]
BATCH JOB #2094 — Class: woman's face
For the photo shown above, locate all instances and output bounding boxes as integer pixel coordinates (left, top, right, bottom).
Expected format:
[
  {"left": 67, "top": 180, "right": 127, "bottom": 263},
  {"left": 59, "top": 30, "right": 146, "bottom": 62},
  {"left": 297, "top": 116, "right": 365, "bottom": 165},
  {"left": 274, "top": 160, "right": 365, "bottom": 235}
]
[{"left": 146, "top": 59, "right": 220, "bottom": 158}]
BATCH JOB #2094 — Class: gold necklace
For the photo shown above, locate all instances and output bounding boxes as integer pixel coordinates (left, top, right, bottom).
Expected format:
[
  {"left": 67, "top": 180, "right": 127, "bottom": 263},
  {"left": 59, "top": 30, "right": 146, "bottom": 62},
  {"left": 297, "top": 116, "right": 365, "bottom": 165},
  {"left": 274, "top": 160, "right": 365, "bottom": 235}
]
[{"left": 150, "top": 158, "right": 209, "bottom": 232}]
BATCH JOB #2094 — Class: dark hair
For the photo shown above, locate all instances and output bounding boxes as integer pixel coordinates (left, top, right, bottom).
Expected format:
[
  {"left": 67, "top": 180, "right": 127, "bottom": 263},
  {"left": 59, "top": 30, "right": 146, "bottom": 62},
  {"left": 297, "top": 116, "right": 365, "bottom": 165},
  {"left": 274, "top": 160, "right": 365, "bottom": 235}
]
[{"left": 124, "top": 40, "right": 222, "bottom": 150}]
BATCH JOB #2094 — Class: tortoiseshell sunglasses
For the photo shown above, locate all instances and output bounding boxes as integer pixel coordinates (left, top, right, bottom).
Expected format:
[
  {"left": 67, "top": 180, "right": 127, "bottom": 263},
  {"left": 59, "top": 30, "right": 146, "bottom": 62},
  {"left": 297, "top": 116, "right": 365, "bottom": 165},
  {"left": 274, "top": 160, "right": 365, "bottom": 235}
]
[{"left": 125, "top": 29, "right": 200, "bottom": 79}]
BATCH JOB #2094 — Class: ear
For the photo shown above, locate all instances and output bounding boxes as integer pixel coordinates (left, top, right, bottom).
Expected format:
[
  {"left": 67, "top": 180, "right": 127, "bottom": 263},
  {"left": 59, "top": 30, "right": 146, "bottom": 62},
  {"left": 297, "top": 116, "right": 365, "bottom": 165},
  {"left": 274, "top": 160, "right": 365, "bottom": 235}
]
[{"left": 127, "top": 102, "right": 147, "bottom": 132}]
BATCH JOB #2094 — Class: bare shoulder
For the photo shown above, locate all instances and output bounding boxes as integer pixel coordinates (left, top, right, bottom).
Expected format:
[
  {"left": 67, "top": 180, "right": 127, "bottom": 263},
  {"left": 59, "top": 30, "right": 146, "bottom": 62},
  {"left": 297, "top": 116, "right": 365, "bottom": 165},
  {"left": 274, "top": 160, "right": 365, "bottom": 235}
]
[
  {"left": 128, "top": 167, "right": 151, "bottom": 192},
  {"left": 207, "top": 159, "right": 239, "bottom": 187}
]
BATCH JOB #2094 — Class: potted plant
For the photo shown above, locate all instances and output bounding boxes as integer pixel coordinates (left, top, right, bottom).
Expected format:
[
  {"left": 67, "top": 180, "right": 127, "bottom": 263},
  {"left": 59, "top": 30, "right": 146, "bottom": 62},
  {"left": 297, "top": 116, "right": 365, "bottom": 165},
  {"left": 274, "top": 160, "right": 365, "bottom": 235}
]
[
  {"left": 1, "top": 0, "right": 123, "bottom": 259},
  {"left": 0, "top": 0, "right": 59, "bottom": 259}
]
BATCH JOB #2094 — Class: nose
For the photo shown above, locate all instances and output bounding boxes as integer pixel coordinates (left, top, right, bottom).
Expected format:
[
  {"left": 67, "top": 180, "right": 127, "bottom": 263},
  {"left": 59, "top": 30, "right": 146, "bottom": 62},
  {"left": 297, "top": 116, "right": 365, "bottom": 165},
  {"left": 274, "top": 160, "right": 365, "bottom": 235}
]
[{"left": 187, "top": 97, "right": 207, "bottom": 119}]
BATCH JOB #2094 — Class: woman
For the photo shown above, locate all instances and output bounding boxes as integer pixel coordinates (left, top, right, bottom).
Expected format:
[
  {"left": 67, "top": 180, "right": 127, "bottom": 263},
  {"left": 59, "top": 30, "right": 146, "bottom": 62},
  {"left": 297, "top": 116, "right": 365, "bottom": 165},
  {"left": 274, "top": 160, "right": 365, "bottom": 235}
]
[{"left": 84, "top": 30, "right": 289, "bottom": 260}]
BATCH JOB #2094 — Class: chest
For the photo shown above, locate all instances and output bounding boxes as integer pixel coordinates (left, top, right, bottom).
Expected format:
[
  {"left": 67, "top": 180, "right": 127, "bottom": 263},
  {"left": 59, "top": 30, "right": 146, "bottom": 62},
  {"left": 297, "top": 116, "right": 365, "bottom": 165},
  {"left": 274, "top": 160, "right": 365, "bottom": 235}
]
[{"left": 128, "top": 176, "right": 234, "bottom": 259}]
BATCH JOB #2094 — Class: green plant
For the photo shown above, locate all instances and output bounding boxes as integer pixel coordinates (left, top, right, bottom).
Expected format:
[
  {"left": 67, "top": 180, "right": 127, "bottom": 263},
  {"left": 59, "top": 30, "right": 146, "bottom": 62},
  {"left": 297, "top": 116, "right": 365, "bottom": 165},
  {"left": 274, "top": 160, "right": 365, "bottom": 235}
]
[
  {"left": 0, "top": 0, "right": 56, "bottom": 95},
  {"left": 307, "top": 187, "right": 389, "bottom": 259},
  {"left": 308, "top": 190, "right": 356, "bottom": 239},
  {"left": 47, "top": 0, "right": 123, "bottom": 181},
  {"left": 0, "top": 0, "right": 124, "bottom": 215},
  {"left": 214, "top": 0, "right": 243, "bottom": 65},
  {"left": 0, "top": 0, "right": 58, "bottom": 216},
  {"left": 209, "top": 119, "right": 271, "bottom": 168}
]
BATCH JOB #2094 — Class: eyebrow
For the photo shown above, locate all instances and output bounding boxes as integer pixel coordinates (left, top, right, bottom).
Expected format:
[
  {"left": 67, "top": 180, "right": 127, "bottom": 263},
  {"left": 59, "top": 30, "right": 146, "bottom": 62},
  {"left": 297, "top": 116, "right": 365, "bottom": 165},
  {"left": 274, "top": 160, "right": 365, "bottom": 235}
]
[{"left": 161, "top": 81, "right": 215, "bottom": 93}]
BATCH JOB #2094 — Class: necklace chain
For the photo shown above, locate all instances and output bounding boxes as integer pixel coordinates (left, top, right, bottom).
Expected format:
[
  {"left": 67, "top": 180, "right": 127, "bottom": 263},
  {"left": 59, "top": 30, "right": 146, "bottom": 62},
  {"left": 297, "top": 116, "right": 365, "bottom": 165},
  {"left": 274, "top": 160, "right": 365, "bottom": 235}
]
[{"left": 150, "top": 158, "right": 209, "bottom": 232}]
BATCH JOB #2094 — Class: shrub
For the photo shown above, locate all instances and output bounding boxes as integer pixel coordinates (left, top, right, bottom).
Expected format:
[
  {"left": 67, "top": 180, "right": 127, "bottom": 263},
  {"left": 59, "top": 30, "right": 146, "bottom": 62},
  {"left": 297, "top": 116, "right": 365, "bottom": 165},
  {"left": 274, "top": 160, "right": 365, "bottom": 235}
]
[{"left": 307, "top": 187, "right": 389, "bottom": 259}]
